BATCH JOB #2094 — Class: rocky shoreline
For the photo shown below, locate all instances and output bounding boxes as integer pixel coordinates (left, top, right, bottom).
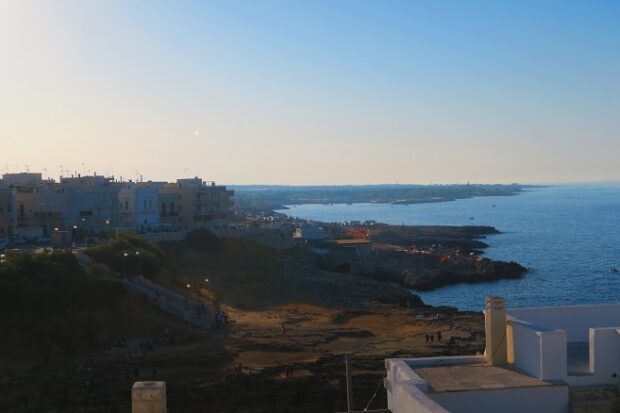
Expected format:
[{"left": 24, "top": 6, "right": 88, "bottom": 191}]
[{"left": 315, "top": 223, "right": 528, "bottom": 292}]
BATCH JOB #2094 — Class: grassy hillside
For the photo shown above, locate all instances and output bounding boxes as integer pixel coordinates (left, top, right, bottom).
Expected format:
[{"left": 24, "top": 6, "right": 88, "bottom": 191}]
[{"left": 0, "top": 251, "right": 198, "bottom": 362}]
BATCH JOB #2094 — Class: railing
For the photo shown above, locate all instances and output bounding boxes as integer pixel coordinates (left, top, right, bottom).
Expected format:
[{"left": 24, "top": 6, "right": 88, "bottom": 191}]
[{"left": 34, "top": 211, "right": 62, "bottom": 218}]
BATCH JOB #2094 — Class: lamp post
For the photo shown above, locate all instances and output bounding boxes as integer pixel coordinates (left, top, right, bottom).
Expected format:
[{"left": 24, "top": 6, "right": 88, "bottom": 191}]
[
  {"left": 53, "top": 227, "right": 59, "bottom": 250},
  {"left": 123, "top": 252, "right": 128, "bottom": 278},
  {"left": 136, "top": 250, "right": 141, "bottom": 277},
  {"left": 72, "top": 225, "right": 77, "bottom": 249},
  {"left": 105, "top": 219, "right": 110, "bottom": 239}
]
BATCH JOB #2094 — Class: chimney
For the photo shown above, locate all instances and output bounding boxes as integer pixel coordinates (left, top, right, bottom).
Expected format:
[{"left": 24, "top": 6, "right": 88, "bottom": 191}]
[
  {"left": 485, "top": 296, "right": 507, "bottom": 366},
  {"left": 132, "top": 381, "right": 167, "bottom": 413}
]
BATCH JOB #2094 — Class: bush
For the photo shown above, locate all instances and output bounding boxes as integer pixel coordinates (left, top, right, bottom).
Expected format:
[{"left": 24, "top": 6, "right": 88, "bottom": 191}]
[
  {"left": 184, "top": 228, "right": 222, "bottom": 253},
  {"left": 0, "top": 251, "right": 125, "bottom": 355},
  {"left": 86, "top": 233, "right": 164, "bottom": 278}
]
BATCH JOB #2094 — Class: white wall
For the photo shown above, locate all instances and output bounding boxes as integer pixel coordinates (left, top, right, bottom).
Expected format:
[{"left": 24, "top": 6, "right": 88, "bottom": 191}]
[
  {"left": 509, "top": 319, "right": 544, "bottom": 378},
  {"left": 508, "top": 318, "right": 567, "bottom": 380},
  {"left": 386, "top": 359, "right": 451, "bottom": 413},
  {"left": 508, "top": 304, "right": 620, "bottom": 342},
  {"left": 429, "top": 385, "right": 569, "bottom": 413},
  {"left": 539, "top": 329, "right": 567, "bottom": 381},
  {"left": 507, "top": 305, "right": 620, "bottom": 386},
  {"left": 386, "top": 356, "right": 570, "bottom": 413},
  {"left": 590, "top": 327, "right": 620, "bottom": 379}
]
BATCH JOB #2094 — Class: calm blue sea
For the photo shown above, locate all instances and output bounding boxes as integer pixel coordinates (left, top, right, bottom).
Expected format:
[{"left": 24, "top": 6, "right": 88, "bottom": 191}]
[{"left": 277, "top": 184, "right": 620, "bottom": 311}]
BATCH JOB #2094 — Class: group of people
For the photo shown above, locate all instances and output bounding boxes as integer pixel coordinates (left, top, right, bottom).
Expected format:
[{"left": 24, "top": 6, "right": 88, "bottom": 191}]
[
  {"left": 233, "top": 363, "right": 254, "bottom": 377},
  {"left": 214, "top": 310, "right": 229, "bottom": 329},
  {"left": 424, "top": 331, "right": 442, "bottom": 344}
]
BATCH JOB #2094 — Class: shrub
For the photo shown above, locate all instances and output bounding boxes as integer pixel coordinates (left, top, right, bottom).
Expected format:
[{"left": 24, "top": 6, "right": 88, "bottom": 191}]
[{"left": 184, "top": 228, "right": 222, "bottom": 253}]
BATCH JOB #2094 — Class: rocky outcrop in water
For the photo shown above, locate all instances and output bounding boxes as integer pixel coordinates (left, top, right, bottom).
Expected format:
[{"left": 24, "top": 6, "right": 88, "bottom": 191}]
[{"left": 400, "top": 259, "right": 527, "bottom": 291}]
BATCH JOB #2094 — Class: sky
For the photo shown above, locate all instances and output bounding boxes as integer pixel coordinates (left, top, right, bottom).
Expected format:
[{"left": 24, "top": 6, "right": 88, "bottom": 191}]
[{"left": 1, "top": 0, "right": 619, "bottom": 185}]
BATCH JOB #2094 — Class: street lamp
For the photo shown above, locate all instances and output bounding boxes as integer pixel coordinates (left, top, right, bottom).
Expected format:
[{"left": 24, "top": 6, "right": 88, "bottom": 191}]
[
  {"left": 136, "top": 250, "right": 141, "bottom": 276},
  {"left": 72, "top": 225, "right": 78, "bottom": 248},
  {"left": 123, "top": 252, "right": 128, "bottom": 278}
]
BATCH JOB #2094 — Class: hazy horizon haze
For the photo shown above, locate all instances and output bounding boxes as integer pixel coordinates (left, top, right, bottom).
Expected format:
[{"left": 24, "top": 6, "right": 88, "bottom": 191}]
[{"left": 1, "top": 0, "right": 619, "bottom": 185}]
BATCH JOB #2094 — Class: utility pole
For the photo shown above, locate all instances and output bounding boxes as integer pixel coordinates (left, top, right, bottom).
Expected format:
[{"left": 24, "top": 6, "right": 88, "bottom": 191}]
[{"left": 345, "top": 353, "right": 353, "bottom": 412}]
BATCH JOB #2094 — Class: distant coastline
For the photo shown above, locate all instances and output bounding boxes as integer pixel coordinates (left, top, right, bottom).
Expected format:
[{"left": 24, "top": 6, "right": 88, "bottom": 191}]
[{"left": 233, "top": 183, "right": 535, "bottom": 213}]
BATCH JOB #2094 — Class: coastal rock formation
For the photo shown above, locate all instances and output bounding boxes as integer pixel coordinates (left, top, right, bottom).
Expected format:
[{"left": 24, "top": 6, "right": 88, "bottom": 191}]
[
  {"left": 400, "top": 259, "right": 527, "bottom": 291},
  {"left": 319, "top": 224, "right": 527, "bottom": 292}
]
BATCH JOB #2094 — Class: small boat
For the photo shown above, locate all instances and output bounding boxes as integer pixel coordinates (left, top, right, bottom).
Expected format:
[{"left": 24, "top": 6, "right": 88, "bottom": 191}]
[{"left": 609, "top": 267, "right": 618, "bottom": 273}]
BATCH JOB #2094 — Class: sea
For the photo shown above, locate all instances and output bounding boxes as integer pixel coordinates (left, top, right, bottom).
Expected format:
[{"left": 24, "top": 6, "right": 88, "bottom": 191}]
[{"left": 277, "top": 184, "right": 620, "bottom": 311}]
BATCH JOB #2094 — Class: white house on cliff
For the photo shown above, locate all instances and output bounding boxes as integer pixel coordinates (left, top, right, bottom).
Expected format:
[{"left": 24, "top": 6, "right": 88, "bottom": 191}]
[{"left": 385, "top": 297, "right": 620, "bottom": 413}]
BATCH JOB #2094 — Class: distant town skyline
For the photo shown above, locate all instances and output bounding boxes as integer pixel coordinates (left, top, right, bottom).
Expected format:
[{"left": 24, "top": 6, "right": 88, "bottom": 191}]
[{"left": 1, "top": 1, "right": 619, "bottom": 185}]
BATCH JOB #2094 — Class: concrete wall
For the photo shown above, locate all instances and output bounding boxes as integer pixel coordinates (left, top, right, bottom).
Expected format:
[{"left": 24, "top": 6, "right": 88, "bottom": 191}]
[
  {"left": 509, "top": 319, "right": 545, "bottom": 378},
  {"left": 386, "top": 356, "right": 569, "bottom": 413},
  {"left": 429, "top": 385, "right": 569, "bottom": 413},
  {"left": 386, "top": 359, "right": 450, "bottom": 413},
  {"left": 589, "top": 328, "right": 620, "bottom": 381},
  {"left": 507, "top": 305, "right": 620, "bottom": 386},
  {"left": 508, "top": 304, "right": 620, "bottom": 342}
]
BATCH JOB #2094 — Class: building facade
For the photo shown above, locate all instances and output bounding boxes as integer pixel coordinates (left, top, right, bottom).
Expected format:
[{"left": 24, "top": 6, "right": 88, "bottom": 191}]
[
  {"left": 0, "top": 172, "right": 233, "bottom": 240},
  {"left": 118, "top": 182, "right": 160, "bottom": 231},
  {"left": 0, "top": 184, "right": 12, "bottom": 237},
  {"left": 158, "top": 178, "right": 233, "bottom": 229}
]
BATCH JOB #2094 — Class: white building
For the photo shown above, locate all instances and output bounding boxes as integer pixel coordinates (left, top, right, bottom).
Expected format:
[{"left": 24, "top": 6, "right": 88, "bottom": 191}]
[
  {"left": 118, "top": 182, "right": 160, "bottom": 231},
  {"left": 386, "top": 297, "right": 620, "bottom": 413},
  {"left": 293, "top": 224, "right": 326, "bottom": 241}
]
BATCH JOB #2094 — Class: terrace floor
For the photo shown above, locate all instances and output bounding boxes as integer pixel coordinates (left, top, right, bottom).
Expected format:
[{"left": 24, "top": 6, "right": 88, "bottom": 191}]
[
  {"left": 567, "top": 342, "right": 591, "bottom": 376},
  {"left": 414, "top": 364, "right": 557, "bottom": 393}
]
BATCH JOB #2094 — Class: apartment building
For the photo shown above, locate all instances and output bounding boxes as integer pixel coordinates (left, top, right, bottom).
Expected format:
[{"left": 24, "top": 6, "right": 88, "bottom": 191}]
[
  {"left": 0, "top": 172, "right": 233, "bottom": 239},
  {"left": 0, "top": 183, "right": 12, "bottom": 237},
  {"left": 158, "top": 178, "right": 233, "bottom": 229},
  {"left": 118, "top": 182, "right": 160, "bottom": 231},
  {"left": 59, "top": 175, "right": 123, "bottom": 233}
]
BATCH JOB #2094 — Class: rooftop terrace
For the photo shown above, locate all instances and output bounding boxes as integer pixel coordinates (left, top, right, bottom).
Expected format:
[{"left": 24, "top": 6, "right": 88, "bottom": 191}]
[{"left": 414, "top": 364, "right": 556, "bottom": 393}]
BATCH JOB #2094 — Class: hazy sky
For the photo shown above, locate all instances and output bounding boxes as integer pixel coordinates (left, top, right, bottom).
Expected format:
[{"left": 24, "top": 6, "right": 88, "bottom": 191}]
[{"left": 1, "top": 1, "right": 619, "bottom": 185}]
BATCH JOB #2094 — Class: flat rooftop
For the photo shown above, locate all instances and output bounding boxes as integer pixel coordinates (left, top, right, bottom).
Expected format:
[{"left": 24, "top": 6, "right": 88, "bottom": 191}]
[{"left": 414, "top": 364, "right": 558, "bottom": 393}]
